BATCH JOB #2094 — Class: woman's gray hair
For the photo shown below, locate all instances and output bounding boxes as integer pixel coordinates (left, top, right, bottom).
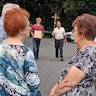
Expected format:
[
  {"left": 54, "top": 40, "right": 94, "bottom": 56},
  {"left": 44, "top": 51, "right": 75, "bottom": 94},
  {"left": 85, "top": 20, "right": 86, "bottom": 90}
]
[{"left": 1, "top": 3, "right": 20, "bottom": 16}]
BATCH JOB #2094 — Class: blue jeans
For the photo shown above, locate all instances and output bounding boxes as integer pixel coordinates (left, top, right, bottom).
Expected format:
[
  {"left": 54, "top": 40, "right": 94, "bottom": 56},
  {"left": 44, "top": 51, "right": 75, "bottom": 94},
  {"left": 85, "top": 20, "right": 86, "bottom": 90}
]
[{"left": 33, "top": 38, "right": 41, "bottom": 60}]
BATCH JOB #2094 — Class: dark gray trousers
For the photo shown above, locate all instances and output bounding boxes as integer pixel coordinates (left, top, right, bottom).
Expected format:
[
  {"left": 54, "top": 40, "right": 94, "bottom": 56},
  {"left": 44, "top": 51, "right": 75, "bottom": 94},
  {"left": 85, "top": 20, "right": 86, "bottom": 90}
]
[{"left": 55, "top": 39, "right": 64, "bottom": 58}]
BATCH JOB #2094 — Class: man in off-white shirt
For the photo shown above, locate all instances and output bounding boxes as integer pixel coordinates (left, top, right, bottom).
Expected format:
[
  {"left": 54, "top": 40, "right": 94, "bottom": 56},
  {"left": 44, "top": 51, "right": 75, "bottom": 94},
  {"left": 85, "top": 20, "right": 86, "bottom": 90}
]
[
  {"left": 52, "top": 21, "right": 67, "bottom": 61},
  {"left": 94, "top": 37, "right": 96, "bottom": 42}
]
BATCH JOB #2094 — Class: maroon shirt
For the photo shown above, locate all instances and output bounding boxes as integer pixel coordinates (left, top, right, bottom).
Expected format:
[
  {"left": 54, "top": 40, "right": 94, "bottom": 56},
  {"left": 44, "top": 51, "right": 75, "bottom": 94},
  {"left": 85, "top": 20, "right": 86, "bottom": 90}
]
[{"left": 31, "top": 24, "right": 44, "bottom": 34}]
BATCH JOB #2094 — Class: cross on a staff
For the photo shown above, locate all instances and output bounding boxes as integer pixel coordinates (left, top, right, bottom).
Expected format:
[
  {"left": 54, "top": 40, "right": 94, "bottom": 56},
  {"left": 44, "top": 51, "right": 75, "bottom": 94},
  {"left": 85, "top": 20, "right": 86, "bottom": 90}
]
[{"left": 52, "top": 13, "right": 59, "bottom": 28}]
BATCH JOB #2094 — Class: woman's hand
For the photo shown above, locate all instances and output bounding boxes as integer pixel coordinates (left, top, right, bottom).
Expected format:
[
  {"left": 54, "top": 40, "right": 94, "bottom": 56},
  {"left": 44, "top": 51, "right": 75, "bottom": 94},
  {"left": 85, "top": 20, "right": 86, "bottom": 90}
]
[
  {"left": 49, "top": 84, "right": 60, "bottom": 96},
  {"left": 49, "top": 66, "right": 86, "bottom": 96}
]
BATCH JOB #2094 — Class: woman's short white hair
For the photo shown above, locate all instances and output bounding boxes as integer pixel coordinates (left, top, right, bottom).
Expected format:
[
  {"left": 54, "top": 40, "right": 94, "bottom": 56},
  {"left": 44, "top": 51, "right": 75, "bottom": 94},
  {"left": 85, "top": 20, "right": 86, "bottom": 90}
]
[{"left": 2, "top": 3, "right": 20, "bottom": 16}]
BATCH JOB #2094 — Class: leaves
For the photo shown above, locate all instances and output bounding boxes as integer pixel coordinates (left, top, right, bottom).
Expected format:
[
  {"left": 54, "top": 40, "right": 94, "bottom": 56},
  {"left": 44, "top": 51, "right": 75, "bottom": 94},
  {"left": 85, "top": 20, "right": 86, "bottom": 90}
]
[
  {"left": 0, "top": 1, "right": 3, "bottom": 15},
  {"left": 61, "top": 0, "right": 96, "bottom": 31},
  {"left": 0, "top": 0, "right": 96, "bottom": 31}
]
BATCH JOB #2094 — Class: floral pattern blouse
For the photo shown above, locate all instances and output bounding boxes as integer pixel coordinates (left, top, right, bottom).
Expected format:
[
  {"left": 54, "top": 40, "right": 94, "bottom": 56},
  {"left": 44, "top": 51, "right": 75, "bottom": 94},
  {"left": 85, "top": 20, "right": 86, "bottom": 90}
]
[
  {"left": 59, "top": 46, "right": 96, "bottom": 96},
  {"left": 0, "top": 44, "right": 40, "bottom": 96}
]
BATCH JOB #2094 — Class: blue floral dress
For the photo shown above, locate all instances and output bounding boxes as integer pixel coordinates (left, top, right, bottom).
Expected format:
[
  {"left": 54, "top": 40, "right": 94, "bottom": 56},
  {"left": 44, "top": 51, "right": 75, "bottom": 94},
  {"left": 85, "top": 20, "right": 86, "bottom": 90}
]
[
  {"left": 59, "top": 46, "right": 96, "bottom": 96},
  {"left": 0, "top": 44, "right": 40, "bottom": 96}
]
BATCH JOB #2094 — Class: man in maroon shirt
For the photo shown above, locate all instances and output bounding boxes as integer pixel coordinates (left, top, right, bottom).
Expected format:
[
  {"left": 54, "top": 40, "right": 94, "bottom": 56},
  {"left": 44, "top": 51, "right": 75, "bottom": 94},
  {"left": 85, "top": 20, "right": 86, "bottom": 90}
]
[{"left": 31, "top": 17, "right": 44, "bottom": 60}]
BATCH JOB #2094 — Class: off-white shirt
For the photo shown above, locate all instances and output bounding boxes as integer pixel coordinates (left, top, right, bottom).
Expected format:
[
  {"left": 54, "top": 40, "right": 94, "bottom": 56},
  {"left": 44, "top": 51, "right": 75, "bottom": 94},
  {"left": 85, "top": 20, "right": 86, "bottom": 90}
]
[
  {"left": 94, "top": 37, "right": 96, "bottom": 42},
  {"left": 52, "top": 27, "right": 66, "bottom": 40}
]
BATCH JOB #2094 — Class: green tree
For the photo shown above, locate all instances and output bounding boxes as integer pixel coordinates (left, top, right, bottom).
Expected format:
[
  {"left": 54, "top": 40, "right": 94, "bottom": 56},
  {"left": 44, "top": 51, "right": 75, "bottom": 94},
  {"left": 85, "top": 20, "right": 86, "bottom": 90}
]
[
  {"left": 1, "top": 0, "right": 96, "bottom": 31},
  {"left": 0, "top": 1, "right": 4, "bottom": 15},
  {"left": 62, "top": 0, "right": 96, "bottom": 31}
]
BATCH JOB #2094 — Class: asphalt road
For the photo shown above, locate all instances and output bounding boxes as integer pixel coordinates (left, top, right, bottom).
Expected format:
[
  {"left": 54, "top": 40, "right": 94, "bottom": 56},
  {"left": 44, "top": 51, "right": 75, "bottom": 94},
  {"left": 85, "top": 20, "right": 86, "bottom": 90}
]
[{"left": 24, "top": 38, "right": 96, "bottom": 96}]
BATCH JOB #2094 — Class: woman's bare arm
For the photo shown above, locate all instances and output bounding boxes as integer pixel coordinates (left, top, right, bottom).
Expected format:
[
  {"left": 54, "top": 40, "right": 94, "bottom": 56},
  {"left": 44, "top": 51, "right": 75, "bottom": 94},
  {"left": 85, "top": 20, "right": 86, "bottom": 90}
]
[{"left": 50, "top": 66, "right": 86, "bottom": 96}]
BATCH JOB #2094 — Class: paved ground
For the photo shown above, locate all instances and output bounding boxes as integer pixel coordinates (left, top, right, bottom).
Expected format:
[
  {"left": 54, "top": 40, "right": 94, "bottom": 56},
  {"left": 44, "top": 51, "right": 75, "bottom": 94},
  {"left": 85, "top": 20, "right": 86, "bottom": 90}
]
[{"left": 24, "top": 38, "right": 96, "bottom": 96}]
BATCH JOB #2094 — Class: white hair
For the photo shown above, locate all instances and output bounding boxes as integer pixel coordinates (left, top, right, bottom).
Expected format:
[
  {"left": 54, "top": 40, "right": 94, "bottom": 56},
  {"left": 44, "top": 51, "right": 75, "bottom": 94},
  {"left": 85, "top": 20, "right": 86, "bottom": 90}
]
[{"left": 2, "top": 3, "right": 20, "bottom": 16}]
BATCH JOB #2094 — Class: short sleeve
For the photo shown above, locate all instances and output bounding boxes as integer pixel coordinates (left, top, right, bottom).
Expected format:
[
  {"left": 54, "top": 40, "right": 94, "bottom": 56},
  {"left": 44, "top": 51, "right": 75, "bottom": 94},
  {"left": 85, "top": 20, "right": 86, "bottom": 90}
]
[
  {"left": 42, "top": 25, "right": 44, "bottom": 33},
  {"left": 23, "top": 50, "right": 38, "bottom": 74},
  {"left": 73, "top": 51, "right": 96, "bottom": 75},
  {"left": 31, "top": 25, "right": 34, "bottom": 33},
  {"left": 23, "top": 49, "right": 40, "bottom": 88},
  {"left": 52, "top": 28, "right": 56, "bottom": 35},
  {"left": 63, "top": 28, "right": 66, "bottom": 36}
]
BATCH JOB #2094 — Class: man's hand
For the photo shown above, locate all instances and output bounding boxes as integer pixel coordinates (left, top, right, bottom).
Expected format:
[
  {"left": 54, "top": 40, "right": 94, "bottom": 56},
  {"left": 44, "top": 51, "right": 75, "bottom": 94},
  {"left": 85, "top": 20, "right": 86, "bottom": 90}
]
[{"left": 64, "top": 38, "right": 67, "bottom": 43}]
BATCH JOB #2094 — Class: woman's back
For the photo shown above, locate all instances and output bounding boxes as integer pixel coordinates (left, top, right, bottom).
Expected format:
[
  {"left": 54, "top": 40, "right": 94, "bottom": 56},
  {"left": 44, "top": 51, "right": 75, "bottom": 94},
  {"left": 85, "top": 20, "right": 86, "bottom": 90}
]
[{"left": 0, "top": 44, "right": 40, "bottom": 96}]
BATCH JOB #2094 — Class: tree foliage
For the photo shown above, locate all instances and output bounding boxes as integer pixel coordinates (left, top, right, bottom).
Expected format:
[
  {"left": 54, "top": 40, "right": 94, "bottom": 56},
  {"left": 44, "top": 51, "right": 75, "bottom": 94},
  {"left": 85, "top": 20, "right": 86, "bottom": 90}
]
[
  {"left": 62, "top": 0, "right": 96, "bottom": 31},
  {"left": 0, "top": 0, "right": 96, "bottom": 31},
  {"left": 0, "top": 1, "right": 4, "bottom": 15}
]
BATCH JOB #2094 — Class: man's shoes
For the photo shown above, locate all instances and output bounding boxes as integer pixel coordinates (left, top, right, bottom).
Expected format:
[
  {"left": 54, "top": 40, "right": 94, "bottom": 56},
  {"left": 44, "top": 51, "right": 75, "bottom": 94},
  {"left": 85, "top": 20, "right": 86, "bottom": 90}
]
[
  {"left": 55, "top": 57, "right": 64, "bottom": 61},
  {"left": 56, "top": 57, "right": 59, "bottom": 60},
  {"left": 60, "top": 58, "right": 64, "bottom": 61}
]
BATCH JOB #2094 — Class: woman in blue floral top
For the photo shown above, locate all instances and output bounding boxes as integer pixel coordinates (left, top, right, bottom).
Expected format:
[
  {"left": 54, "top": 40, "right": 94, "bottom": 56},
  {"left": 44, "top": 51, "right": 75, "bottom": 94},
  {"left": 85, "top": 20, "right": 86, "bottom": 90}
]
[
  {"left": 0, "top": 8, "right": 40, "bottom": 96},
  {"left": 50, "top": 14, "right": 96, "bottom": 96}
]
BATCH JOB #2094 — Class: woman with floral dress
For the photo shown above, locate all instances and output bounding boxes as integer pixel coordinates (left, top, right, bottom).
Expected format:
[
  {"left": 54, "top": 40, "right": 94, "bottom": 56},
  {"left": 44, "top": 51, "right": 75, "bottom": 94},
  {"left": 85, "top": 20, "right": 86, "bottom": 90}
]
[
  {"left": 0, "top": 8, "right": 40, "bottom": 96},
  {"left": 50, "top": 13, "right": 96, "bottom": 96}
]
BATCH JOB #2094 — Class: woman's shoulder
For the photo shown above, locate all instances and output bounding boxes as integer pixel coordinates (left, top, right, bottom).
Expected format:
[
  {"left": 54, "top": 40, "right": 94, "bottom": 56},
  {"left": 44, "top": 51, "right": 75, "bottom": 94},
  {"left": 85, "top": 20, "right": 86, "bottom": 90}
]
[
  {"left": 23, "top": 45, "right": 33, "bottom": 52},
  {"left": 0, "top": 44, "right": 33, "bottom": 54},
  {"left": 22, "top": 45, "right": 34, "bottom": 58},
  {"left": 78, "top": 46, "right": 96, "bottom": 58},
  {"left": 41, "top": 25, "right": 44, "bottom": 28},
  {"left": 0, "top": 44, "right": 7, "bottom": 52},
  {"left": 84, "top": 46, "right": 96, "bottom": 53}
]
